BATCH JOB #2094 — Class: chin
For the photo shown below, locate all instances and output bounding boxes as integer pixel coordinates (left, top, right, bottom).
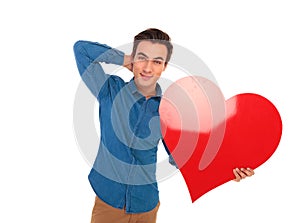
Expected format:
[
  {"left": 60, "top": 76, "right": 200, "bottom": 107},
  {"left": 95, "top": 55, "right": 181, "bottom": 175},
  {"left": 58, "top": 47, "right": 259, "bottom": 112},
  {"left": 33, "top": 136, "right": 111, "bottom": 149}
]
[{"left": 137, "top": 79, "right": 154, "bottom": 87}]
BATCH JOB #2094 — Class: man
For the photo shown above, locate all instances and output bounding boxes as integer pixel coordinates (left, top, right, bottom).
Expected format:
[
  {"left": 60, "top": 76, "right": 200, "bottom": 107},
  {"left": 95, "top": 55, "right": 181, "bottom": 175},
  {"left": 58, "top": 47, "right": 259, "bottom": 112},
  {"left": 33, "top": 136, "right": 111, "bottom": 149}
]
[{"left": 73, "top": 28, "right": 254, "bottom": 223}]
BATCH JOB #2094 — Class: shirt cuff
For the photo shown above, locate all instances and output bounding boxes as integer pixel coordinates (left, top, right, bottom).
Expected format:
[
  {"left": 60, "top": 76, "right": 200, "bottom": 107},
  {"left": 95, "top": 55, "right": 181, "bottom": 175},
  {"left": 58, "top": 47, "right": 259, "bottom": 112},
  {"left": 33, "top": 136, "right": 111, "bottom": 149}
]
[
  {"left": 96, "top": 47, "right": 125, "bottom": 66},
  {"left": 169, "top": 155, "right": 178, "bottom": 169}
]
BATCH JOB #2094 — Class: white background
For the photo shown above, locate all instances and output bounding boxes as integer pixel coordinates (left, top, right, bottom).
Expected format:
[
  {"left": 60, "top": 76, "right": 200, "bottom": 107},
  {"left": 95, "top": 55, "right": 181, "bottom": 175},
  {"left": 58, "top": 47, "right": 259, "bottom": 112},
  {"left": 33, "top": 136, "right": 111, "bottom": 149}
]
[{"left": 1, "top": 0, "right": 299, "bottom": 222}]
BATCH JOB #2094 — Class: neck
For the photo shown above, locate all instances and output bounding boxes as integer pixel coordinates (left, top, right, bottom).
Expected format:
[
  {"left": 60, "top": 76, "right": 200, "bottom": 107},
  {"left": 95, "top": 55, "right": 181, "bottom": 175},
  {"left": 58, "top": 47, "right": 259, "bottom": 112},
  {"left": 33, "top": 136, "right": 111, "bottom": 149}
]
[{"left": 137, "top": 85, "right": 156, "bottom": 99}]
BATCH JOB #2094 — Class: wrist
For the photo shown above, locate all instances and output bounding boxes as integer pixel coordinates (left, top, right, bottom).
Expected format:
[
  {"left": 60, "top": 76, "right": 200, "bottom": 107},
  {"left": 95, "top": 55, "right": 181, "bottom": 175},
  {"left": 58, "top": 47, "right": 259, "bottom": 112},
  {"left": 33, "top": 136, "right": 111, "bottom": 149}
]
[{"left": 123, "top": 55, "right": 132, "bottom": 66}]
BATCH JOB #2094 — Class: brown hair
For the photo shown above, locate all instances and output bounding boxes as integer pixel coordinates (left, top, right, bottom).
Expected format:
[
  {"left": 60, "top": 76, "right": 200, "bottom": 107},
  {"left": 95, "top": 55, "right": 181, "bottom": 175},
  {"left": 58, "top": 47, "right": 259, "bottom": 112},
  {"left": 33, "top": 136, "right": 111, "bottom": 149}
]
[{"left": 132, "top": 28, "right": 173, "bottom": 64}]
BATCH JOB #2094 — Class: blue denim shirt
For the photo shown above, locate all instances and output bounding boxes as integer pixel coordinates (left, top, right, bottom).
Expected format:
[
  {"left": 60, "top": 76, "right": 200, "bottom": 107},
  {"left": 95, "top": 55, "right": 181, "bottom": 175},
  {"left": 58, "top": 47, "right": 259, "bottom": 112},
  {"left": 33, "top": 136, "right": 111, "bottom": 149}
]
[{"left": 73, "top": 40, "right": 175, "bottom": 213}]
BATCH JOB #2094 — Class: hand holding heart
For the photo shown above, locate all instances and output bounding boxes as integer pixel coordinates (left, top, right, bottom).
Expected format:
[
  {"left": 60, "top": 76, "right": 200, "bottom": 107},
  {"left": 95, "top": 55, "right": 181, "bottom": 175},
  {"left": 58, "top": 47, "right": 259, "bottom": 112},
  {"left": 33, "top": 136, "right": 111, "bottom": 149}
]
[
  {"left": 233, "top": 167, "right": 255, "bottom": 182},
  {"left": 159, "top": 76, "right": 282, "bottom": 202}
]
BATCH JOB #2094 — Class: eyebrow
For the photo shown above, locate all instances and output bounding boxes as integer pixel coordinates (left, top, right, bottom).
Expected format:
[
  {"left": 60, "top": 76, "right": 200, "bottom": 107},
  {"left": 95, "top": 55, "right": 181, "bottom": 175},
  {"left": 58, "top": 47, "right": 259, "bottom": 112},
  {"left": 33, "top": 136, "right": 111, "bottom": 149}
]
[{"left": 136, "top": 52, "right": 165, "bottom": 61}]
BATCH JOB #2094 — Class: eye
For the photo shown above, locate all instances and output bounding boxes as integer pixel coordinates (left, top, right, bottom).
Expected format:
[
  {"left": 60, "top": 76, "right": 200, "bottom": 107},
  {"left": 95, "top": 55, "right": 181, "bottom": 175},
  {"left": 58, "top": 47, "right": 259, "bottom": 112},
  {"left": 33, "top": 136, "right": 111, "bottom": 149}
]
[
  {"left": 153, "top": 60, "right": 162, "bottom": 65},
  {"left": 137, "top": 56, "right": 147, "bottom": 61}
]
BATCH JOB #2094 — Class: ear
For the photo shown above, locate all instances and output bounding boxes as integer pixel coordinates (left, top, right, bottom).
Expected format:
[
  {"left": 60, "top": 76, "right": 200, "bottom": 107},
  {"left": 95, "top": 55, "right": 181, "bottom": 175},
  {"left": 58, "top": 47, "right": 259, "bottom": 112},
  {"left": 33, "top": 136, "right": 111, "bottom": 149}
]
[{"left": 163, "top": 62, "right": 168, "bottom": 71}]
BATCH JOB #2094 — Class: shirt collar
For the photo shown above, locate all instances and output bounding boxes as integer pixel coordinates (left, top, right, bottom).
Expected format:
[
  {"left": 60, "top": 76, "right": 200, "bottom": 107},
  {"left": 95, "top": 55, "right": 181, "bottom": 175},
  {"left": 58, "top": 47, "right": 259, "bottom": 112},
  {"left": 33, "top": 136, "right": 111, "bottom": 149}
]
[{"left": 127, "top": 78, "right": 162, "bottom": 98}]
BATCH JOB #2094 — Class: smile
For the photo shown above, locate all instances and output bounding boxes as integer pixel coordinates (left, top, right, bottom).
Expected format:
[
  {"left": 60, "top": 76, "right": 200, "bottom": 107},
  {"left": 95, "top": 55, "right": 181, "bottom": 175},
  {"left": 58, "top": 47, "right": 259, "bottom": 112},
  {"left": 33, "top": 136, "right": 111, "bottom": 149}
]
[{"left": 140, "top": 73, "right": 153, "bottom": 80}]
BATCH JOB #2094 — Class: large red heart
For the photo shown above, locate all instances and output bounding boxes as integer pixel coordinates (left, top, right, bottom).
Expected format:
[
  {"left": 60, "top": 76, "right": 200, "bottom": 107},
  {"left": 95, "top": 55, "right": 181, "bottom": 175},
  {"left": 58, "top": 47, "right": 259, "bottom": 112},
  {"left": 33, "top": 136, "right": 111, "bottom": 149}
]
[{"left": 159, "top": 76, "right": 282, "bottom": 202}]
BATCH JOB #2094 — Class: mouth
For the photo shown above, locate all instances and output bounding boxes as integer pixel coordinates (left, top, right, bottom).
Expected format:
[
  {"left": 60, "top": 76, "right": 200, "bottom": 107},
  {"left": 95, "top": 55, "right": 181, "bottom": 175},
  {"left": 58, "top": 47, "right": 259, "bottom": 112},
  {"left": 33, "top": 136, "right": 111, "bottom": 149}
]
[{"left": 140, "top": 73, "right": 153, "bottom": 80}]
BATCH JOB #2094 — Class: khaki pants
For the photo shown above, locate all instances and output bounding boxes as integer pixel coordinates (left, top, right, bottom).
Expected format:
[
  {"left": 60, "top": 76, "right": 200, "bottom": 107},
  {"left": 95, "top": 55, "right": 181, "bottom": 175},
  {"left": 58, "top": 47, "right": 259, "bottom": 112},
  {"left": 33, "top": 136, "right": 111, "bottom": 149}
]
[{"left": 91, "top": 196, "right": 160, "bottom": 223}]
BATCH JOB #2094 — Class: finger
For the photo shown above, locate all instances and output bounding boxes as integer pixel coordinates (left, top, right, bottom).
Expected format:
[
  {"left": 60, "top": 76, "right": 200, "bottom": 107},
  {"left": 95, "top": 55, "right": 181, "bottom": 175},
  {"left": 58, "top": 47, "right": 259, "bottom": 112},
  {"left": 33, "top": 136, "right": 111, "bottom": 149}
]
[
  {"left": 241, "top": 168, "right": 255, "bottom": 177},
  {"left": 246, "top": 168, "right": 255, "bottom": 176},
  {"left": 233, "top": 169, "right": 241, "bottom": 182},
  {"left": 236, "top": 168, "right": 247, "bottom": 179}
]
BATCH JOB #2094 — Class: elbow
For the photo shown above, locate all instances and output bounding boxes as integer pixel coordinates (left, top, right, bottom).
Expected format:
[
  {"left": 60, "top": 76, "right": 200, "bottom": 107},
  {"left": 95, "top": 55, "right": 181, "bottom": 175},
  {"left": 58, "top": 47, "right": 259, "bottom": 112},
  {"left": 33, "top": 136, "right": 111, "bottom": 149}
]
[{"left": 73, "top": 40, "right": 85, "bottom": 54}]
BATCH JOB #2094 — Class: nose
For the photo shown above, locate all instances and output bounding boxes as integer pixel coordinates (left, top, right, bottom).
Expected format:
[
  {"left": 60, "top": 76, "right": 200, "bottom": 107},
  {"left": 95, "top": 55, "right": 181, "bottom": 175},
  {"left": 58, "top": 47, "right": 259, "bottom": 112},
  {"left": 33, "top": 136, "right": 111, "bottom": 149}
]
[{"left": 142, "top": 60, "right": 152, "bottom": 73}]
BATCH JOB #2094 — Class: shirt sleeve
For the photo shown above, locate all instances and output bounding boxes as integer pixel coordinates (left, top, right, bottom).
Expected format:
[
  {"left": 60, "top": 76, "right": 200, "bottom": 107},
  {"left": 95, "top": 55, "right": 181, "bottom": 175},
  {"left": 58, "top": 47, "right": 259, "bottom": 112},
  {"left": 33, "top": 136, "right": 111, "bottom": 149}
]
[
  {"left": 73, "top": 40, "right": 125, "bottom": 99},
  {"left": 162, "top": 139, "right": 178, "bottom": 168}
]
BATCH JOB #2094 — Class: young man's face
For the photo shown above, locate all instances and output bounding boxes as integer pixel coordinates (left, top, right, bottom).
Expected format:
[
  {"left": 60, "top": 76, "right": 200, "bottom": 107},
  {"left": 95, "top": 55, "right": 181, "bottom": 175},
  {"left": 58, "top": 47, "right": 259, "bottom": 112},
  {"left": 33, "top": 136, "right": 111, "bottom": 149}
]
[{"left": 132, "top": 41, "right": 168, "bottom": 90}]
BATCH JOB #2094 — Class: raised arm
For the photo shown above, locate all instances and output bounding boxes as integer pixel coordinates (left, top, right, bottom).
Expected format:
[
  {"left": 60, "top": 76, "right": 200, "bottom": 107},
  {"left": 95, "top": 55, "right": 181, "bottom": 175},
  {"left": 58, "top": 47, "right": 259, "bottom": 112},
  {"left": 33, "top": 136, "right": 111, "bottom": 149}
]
[{"left": 73, "top": 40, "right": 125, "bottom": 98}]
